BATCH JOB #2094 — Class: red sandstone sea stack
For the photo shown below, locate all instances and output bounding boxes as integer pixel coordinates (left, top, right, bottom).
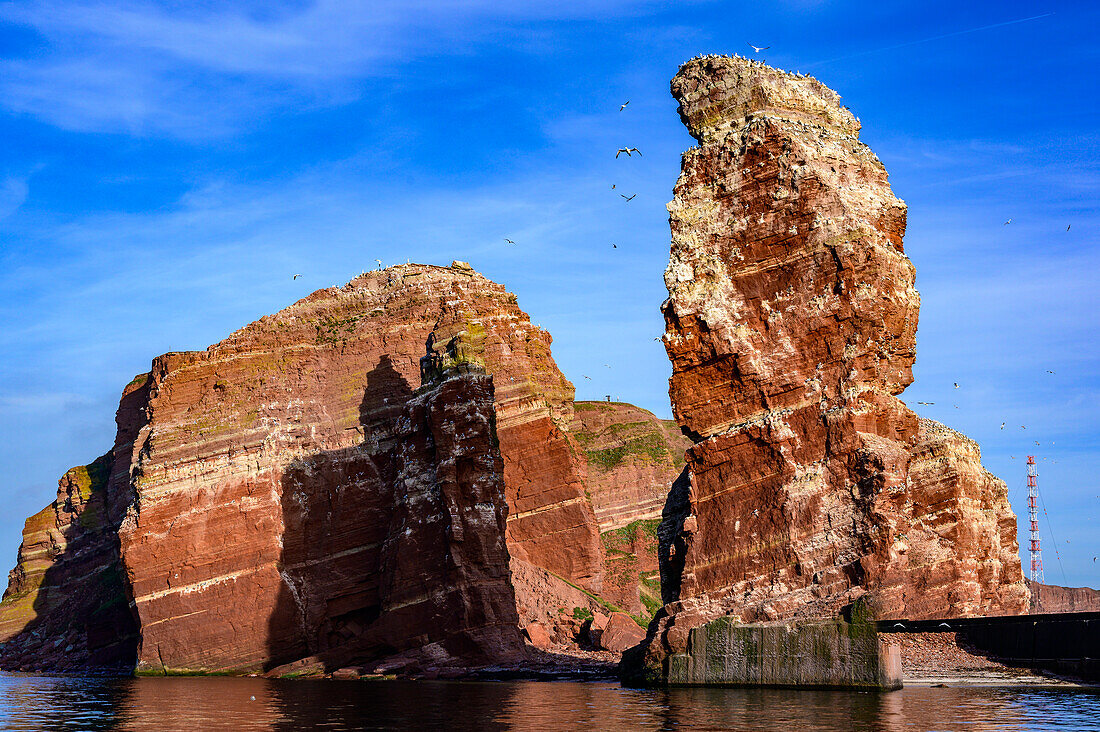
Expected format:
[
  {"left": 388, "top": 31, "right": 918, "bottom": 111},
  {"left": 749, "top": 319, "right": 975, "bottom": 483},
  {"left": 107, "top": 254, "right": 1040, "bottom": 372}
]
[{"left": 631, "top": 55, "right": 1028, "bottom": 678}]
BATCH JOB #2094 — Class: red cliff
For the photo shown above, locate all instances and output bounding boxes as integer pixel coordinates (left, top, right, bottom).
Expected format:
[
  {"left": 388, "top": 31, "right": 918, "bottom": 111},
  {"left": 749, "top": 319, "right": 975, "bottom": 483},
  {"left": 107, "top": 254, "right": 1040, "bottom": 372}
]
[{"left": 1, "top": 262, "right": 602, "bottom": 672}]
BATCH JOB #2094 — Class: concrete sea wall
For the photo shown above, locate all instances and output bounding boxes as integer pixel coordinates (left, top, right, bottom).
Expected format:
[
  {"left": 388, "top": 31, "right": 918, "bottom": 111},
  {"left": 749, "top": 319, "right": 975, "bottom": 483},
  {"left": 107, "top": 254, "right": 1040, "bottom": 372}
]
[{"left": 626, "top": 611, "right": 902, "bottom": 690}]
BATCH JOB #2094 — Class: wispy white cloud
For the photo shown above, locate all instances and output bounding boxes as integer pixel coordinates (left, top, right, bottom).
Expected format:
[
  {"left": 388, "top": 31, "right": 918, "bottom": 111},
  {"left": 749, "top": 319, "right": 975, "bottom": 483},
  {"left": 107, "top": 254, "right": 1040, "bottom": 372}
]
[
  {"left": 0, "top": 176, "right": 28, "bottom": 220},
  {"left": 0, "top": 0, "right": 705, "bottom": 137},
  {"left": 0, "top": 144, "right": 678, "bottom": 435}
]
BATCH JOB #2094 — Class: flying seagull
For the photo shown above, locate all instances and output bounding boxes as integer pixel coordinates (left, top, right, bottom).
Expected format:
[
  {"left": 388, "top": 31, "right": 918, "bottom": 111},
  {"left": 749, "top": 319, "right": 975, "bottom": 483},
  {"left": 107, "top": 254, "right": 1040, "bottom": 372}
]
[
  {"left": 505, "top": 238, "right": 515, "bottom": 244},
  {"left": 938, "top": 622, "right": 951, "bottom": 629},
  {"left": 612, "top": 243, "right": 617, "bottom": 249},
  {"left": 747, "top": 43, "right": 770, "bottom": 53},
  {"left": 620, "top": 193, "right": 636, "bottom": 201},
  {"left": 1067, "top": 225, "right": 1072, "bottom": 231},
  {"left": 1047, "top": 370, "right": 1055, "bottom": 374},
  {"left": 293, "top": 274, "right": 301, "bottom": 280},
  {"left": 954, "top": 382, "right": 959, "bottom": 389},
  {"left": 619, "top": 101, "right": 630, "bottom": 111},
  {"left": 917, "top": 401, "right": 934, "bottom": 405},
  {"left": 615, "top": 147, "right": 641, "bottom": 158},
  {"left": 583, "top": 375, "right": 591, "bottom": 380},
  {"left": 611, "top": 184, "right": 616, "bottom": 189},
  {"left": 1004, "top": 219, "right": 1012, "bottom": 225},
  {"left": 1021, "top": 425, "right": 1027, "bottom": 429},
  {"left": 1001, "top": 422, "right": 1006, "bottom": 429},
  {"left": 375, "top": 259, "right": 383, "bottom": 269}
]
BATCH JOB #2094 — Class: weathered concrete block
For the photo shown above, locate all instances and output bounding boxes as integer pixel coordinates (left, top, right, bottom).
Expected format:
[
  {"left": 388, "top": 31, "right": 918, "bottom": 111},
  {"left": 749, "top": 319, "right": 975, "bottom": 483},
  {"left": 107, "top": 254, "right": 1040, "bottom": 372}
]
[{"left": 657, "top": 614, "right": 901, "bottom": 690}]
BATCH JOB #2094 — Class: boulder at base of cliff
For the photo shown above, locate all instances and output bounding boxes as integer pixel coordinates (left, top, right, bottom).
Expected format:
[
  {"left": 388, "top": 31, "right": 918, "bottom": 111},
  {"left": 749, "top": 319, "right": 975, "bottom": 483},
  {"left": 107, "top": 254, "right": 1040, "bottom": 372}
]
[
  {"left": 599, "top": 613, "right": 645, "bottom": 653},
  {"left": 524, "top": 622, "right": 552, "bottom": 650}
]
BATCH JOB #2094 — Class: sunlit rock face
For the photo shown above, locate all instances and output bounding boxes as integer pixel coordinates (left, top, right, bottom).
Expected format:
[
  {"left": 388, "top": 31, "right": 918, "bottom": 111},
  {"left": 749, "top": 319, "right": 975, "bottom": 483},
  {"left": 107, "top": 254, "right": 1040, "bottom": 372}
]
[
  {"left": 639, "top": 56, "right": 1027, "bottom": 674},
  {"left": 118, "top": 262, "right": 597, "bottom": 672}
]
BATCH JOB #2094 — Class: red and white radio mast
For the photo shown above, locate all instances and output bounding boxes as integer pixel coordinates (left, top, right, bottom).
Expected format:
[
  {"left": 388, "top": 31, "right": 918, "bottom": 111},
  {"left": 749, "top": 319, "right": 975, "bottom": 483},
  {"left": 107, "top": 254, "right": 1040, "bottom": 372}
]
[{"left": 1027, "top": 455, "right": 1044, "bottom": 584}]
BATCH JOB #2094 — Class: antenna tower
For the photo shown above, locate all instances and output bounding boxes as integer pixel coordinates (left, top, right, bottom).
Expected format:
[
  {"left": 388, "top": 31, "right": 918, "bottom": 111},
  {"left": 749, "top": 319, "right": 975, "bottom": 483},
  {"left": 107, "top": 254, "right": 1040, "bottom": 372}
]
[{"left": 1027, "top": 456, "right": 1044, "bottom": 584}]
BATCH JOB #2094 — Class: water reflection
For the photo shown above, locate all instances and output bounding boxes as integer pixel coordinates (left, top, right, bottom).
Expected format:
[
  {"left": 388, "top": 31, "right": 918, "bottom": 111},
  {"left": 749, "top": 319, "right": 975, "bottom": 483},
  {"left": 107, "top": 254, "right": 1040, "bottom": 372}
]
[
  {"left": 115, "top": 677, "right": 282, "bottom": 731},
  {"left": 0, "top": 675, "right": 130, "bottom": 731},
  {"left": 1, "top": 674, "right": 1097, "bottom": 731}
]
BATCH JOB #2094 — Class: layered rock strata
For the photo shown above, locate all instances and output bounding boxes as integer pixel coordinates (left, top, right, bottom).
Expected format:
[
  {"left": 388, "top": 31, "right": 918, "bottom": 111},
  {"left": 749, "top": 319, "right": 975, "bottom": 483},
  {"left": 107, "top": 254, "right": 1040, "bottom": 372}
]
[
  {"left": 571, "top": 401, "right": 692, "bottom": 531},
  {"left": 122, "top": 264, "right": 589, "bottom": 672},
  {"left": 276, "top": 370, "right": 525, "bottom": 672},
  {"left": 632, "top": 55, "right": 1027, "bottom": 681},
  {"left": 900, "top": 421, "right": 1029, "bottom": 617},
  {"left": 1, "top": 262, "right": 600, "bottom": 672}
]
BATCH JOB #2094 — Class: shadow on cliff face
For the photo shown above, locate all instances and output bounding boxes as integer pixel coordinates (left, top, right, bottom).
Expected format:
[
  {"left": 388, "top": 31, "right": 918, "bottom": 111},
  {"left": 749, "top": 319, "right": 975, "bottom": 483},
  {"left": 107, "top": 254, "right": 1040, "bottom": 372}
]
[
  {"left": 266, "top": 355, "right": 414, "bottom": 671},
  {"left": 0, "top": 379, "right": 148, "bottom": 673},
  {"left": 657, "top": 466, "right": 692, "bottom": 607}
]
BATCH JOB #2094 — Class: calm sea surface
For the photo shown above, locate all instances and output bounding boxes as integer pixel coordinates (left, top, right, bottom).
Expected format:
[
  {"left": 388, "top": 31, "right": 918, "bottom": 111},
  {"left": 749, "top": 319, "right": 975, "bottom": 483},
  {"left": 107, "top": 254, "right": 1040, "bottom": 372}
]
[{"left": 0, "top": 674, "right": 1097, "bottom": 731}]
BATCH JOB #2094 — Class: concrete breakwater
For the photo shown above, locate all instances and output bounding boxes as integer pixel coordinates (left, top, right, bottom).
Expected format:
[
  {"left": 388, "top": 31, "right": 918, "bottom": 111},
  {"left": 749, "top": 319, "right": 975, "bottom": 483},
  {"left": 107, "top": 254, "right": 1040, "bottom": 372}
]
[{"left": 623, "top": 609, "right": 902, "bottom": 690}]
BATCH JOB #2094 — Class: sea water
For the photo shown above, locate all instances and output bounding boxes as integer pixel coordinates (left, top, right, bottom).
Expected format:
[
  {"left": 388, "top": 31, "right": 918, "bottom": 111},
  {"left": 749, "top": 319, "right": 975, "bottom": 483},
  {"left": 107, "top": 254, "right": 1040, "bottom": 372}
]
[{"left": 0, "top": 674, "right": 1097, "bottom": 730}]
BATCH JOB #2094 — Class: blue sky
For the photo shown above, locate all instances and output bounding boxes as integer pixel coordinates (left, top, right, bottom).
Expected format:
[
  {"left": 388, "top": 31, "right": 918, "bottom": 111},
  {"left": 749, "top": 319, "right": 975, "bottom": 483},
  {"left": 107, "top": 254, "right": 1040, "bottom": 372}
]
[{"left": 0, "top": 0, "right": 1096, "bottom": 589}]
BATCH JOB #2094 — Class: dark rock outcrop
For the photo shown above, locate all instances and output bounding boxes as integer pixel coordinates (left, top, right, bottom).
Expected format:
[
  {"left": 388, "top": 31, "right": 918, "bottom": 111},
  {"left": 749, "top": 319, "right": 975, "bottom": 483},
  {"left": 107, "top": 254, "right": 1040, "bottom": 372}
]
[{"left": 0, "top": 377, "right": 148, "bottom": 672}]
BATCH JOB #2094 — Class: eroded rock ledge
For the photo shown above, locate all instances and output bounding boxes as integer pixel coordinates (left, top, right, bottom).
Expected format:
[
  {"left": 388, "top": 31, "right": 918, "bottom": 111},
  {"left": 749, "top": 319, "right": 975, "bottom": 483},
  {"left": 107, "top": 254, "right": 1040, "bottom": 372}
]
[{"left": 629, "top": 55, "right": 1027, "bottom": 682}]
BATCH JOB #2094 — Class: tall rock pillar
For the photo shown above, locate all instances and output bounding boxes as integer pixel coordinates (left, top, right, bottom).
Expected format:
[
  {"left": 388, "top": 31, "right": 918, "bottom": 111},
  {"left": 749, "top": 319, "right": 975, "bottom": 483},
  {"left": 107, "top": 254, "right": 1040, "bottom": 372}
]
[{"left": 650, "top": 55, "right": 1027, "bottom": 650}]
